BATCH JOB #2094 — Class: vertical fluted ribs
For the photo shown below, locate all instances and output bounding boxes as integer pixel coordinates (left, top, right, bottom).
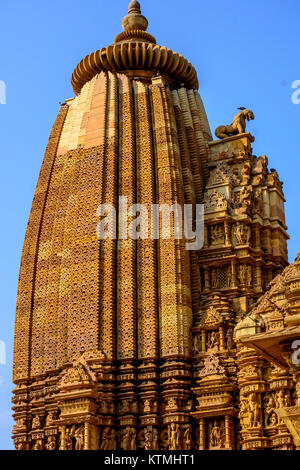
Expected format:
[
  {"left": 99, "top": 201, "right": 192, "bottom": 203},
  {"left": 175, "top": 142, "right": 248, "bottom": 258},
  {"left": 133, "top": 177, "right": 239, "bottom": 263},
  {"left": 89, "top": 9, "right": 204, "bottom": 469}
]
[
  {"left": 13, "top": 104, "right": 68, "bottom": 382},
  {"left": 134, "top": 81, "right": 158, "bottom": 361},
  {"left": 117, "top": 74, "right": 137, "bottom": 361}
]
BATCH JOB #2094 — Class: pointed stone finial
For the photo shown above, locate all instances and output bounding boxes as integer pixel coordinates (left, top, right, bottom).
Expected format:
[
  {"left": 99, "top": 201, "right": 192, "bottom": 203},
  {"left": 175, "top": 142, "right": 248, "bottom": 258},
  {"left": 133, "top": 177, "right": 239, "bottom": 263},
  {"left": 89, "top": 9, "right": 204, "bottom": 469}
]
[{"left": 122, "top": 0, "right": 148, "bottom": 32}]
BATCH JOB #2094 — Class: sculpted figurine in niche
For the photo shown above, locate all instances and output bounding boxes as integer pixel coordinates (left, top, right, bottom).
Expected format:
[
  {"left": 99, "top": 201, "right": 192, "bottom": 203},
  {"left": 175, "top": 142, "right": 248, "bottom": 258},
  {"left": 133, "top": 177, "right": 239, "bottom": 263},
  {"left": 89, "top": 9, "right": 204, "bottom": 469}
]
[
  {"left": 207, "top": 331, "right": 219, "bottom": 351},
  {"left": 215, "top": 108, "right": 255, "bottom": 139},
  {"left": 183, "top": 425, "right": 192, "bottom": 450},
  {"left": 74, "top": 426, "right": 84, "bottom": 450},
  {"left": 209, "top": 421, "right": 225, "bottom": 449},
  {"left": 45, "top": 436, "right": 56, "bottom": 451}
]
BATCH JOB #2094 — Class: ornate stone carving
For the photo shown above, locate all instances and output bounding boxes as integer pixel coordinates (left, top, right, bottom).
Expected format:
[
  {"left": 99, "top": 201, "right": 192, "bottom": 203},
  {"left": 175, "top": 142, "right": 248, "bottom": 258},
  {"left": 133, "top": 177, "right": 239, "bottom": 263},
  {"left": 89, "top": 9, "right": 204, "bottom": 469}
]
[
  {"left": 45, "top": 436, "right": 57, "bottom": 451},
  {"left": 233, "top": 223, "right": 251, "bottom": 246},
  {"left": 168, "top": 423, "right": 182, "bottom": 451},
  {"left": 215, "top": 108, "right": 255, "bottom": 139},
  {"left": 199, "top": 354, "right": 226, "bottom": 378},
  {"left": 209, "top": 420, "right": 225, "bottom": 449},
  {"left": 204, "top": 190, "right": 228, "bottom": 212}
]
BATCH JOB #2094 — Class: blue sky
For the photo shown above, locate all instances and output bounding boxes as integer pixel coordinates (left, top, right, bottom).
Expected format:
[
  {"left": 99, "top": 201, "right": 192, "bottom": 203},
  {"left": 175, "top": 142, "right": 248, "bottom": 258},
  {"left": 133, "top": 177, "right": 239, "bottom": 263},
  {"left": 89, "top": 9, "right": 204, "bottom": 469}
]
[{"left": 0, "top": 0, "right": 299, "bottom": 450}]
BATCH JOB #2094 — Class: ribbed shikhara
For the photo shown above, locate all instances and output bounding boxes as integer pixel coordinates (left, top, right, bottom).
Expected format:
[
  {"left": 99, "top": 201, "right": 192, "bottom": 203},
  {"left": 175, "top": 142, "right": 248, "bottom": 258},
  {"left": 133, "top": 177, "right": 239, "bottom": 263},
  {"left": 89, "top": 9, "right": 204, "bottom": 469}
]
[
  {"left": 13, "top": 71, "right": 211, "bottom": 382},
  {"left": 12, "top": 71, "right": 213, "bottom": 452}
]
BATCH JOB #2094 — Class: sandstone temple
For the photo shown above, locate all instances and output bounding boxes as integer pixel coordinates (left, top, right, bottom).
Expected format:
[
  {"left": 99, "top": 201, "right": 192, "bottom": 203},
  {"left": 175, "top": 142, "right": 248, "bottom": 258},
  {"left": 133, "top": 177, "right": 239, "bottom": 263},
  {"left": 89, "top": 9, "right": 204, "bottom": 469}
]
[{"left": 12, "top": 1, "right": 300, "bottom": 451}]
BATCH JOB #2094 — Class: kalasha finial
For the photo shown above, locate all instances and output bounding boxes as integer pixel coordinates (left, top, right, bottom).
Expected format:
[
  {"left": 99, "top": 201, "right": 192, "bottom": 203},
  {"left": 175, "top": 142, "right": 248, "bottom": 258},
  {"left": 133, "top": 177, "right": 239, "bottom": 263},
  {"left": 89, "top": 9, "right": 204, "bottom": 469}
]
[
  {"left": 122, "top": 0, "right": 148, "bottom": 32},
  {"left": 128, "top": 0, "right": 141, "bottom": 14}
]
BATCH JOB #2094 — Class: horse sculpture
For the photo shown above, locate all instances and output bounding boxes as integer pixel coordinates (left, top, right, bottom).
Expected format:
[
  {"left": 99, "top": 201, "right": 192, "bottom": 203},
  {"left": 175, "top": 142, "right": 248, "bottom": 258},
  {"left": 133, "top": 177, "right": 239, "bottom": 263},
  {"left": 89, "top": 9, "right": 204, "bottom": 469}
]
[{"left": 215, "top": 108, "right": 255, "bottom": 139}]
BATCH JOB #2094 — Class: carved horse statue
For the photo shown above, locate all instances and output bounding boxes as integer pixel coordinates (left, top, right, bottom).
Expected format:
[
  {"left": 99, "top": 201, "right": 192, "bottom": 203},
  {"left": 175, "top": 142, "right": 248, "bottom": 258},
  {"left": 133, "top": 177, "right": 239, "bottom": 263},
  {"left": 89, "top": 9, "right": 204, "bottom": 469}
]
[{"left": 215, "top": 108, "right": 255, "bottom": 139}]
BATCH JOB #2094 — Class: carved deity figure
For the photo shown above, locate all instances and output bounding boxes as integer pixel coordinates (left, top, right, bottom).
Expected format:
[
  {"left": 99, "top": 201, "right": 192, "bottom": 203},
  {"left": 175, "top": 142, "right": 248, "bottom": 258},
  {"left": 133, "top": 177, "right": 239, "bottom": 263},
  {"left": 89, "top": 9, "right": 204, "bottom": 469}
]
[
  {"left": 234, "top": 223, "right": 251, "bottom": 246},
  {"left": 131, "top": 429, "right": 137, "bottom": 450},
  {"left": 75, "top": 426, "right": 84, "bottom": 450},
  {"left": 122, "top": 427, "right": 136, "bottom": 451},
  {"left": 207, "top": 331, "right": 219, "bottom": 351},
  {"left": 15, "top": 441, "right": 27, "bottom": 450},
  {"left": 247, "top": 266, "right": 252, "bottom": 286},
  {"left": 209, "top": 421, "right": 224, "bottom": 449},
  {"left": 46, "top": 412, "right": 56, "bottom": 427},
  {"left": 144, "top": 428, "right": 153, "bottom": 451},
  {"left": 235, "top": 186, "right": 253, "bottom": 215},
  {"left": 122, "top": 427, "right": 132, "bottom": 450},
  {"left": 242, "top": 161, "right": 251, "bottom": 186},
  {"left": 193, "top": 334, "right": 201, "bottom": 354},
  {"left": 183, "top": 425, "right": 192, "bottom": 451},
  {"left": 32, "top": 415, "right": 42, "bottom": 430},
  {"left": 211, "top": 268, "right": 218, "bottom": 289},
  {"left": 226, "top": 266, "right": 232, "bottom": 288},
  {"left": 168, "top": 423, "right": 182, "bottom": 450},
  {"left": 226, "top": 328, "right": 234, "bottom": 350},
  {"left": 45, "top": 436, "right": 56, "bottom": 451},
  {"left": 210, "top": 225, "right": 225, "bottom": 245},
  {"left": 215, "top": 108, "right": 255, "bottom": 139},
  {"left": 33, "top": 439, "right": 44, "bottom": 450},
  {"left": 144, "top": 399, "right": 151, "bottom": 413},
  {"left": 152, "top": 429, "right": 159, "bottom": 450},
  {"left": 66, "top": 426, "right": 75, "bottom": 450},
  {"left": 238, "top": 264, "right": 248, "bottom": 285},
  {"left": 264, "top": 394, "right": 276, "bottom": 427},
  {"left": 248, "top": 394, "right": 261, "bottom": 428}
]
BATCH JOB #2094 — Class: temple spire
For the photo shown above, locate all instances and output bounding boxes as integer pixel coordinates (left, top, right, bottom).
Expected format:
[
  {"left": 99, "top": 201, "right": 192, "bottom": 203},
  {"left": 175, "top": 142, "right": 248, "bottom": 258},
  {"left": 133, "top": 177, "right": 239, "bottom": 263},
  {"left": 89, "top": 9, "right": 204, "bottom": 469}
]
[
  {"left": 128, "top": 0, "right": 142, "bottom": 14},
  {"left": 122, "top": 0, "right": 148, "bottom": 32}
]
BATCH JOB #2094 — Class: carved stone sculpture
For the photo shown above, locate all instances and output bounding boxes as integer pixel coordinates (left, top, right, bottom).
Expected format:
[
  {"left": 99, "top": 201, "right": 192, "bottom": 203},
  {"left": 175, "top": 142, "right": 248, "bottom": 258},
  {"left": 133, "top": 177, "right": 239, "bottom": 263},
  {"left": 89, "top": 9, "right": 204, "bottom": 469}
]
[
  {"left": 215, "top": 108, "right": 255, "bottom": 139},
  {"left": 209, "top": 421, "right": 224, "bottom": 449},
  {"left": 75, "top": 426, "right": 84, "bottom": 450},
  {"left": 45, "top": 436, "right": 56, "bottom": 451}
]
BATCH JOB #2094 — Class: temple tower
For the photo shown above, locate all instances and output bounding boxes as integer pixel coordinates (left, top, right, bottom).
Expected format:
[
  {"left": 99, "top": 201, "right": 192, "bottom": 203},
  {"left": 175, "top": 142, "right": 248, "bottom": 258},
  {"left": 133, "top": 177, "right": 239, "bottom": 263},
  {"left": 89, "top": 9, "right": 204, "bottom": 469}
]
[
  {"left": 12, "top": 1, "right": 211, "bottom": 451},
  {"left": 13, "top": 1, "right": 292, "bottom": 451}
]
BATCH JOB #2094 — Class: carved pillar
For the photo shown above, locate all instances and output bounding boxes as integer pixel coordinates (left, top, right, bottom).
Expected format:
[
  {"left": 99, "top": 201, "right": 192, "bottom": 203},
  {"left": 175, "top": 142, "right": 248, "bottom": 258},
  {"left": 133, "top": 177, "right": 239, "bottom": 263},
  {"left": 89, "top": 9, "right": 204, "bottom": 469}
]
[
  {"left": 231, "top": 259, "right": 237, "bottom": 288},
  {"left": 60, "top": 426, "right": 66, "bottom": 450},
  {"left": 224, "top": 221, "right": 231, "bottom": 246},
  {"left": 255, "top": 226, "right": 261, "bottom": 250},
  {"left": 84, "top": 422, "right": 90, "bottom": 451},
  {"left": 204, "top": 224, "right": 209, "bottom": 249},
  {"left": 201, "top": 331, "right": 206, "bottom": 353},
  {"left": 225, "top": 415, "right": 232, "bottom": 449},
  {"left": 219, "top": 327, "right": 226, "bottom": 351},
  {"left": 204, "top": 266, "right": 210, "bottom": 292},
  {"left": 199, "top": 419, "right": 206, "bottom": 450},
  {"left": 256, "top": 264, "right": 262, "bottom": 292}
]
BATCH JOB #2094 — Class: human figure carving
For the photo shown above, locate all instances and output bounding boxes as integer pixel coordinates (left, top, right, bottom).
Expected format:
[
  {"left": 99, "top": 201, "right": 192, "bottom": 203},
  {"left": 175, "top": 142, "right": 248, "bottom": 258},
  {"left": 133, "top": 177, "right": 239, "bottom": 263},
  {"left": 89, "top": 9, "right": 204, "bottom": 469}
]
[
  {"left": 264, "top": 394, "right": 276, "bottom": 427},
  {"left": 75, "top": 426, "right": 84, "bottom": 450},
  {"left": 211, "top": 268, "right": 218, "bottom": 289},
  {"left": 45, "top": 436, "right": 56, "bottom": 451},
  {"left": 226, "top": 266, "right": 232, "bottom": 288},
  {"left": 33, "top": 439, "right": 44, "bottom": 450},
  {"left": 122, "top": 427, "right": 132, "bottom": 450},
  {"left": 226, "top": 328, "right": 234, "bottom": 350},
  {"left": 15, "top": 441, "right": 26, "bottom": 450},
  {"left": 234, "top": 223, "right": 251, "bottom": 246},
  {"left": 130, "top": 428, "right": 137, "bottom": 450},
  {"left": 100, "top": 427, "right": 111, "bottom": 450},
  {"left": 183, "top": 425, "right": 192, "bottom": 450},
  {"left": 215, "top": 108, "right": 255, "bottom": 139},
  {"left": 210, "top": 421, "right": 224, "bottom": 448},
  {"left": 207, "top": 331, "right": 219, "bottom": 351},
  {"left": 152, "top": 429, "right": 159, "bottom": 450},
  {"left": 248, "top": 394, "right": 261, "bottom": 428},
  {"left": 144, "top": 428, "right": 153, "bottom": 450},
  {"left": 168, "top": 423, "right": 178, "bottom": 450}
]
